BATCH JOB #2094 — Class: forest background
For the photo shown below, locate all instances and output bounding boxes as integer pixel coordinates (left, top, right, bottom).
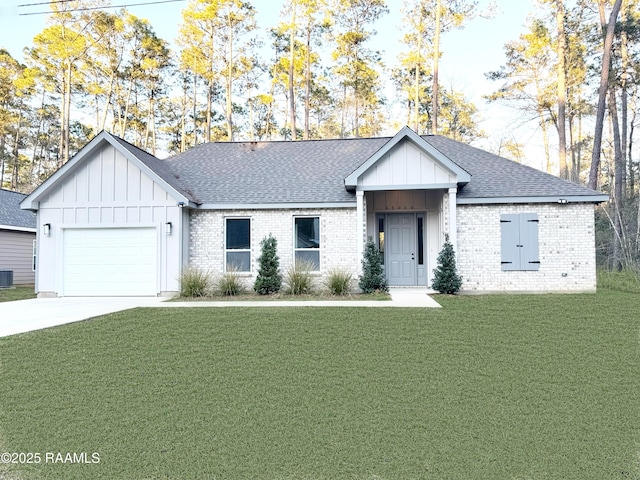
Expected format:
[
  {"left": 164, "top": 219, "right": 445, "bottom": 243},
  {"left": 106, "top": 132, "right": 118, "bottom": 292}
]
[{"left": 0, "top": 0, "right": 638, "bottom": 273}]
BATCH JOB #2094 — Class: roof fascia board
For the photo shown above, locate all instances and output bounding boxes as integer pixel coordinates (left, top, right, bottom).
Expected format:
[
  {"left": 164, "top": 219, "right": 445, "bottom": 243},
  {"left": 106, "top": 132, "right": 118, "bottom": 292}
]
[
  {"left": 355, "top": 183, "right": 457, "bottom": 192},
  {"left": 0, "top": 225, "right": 37, "bottom": 233},
  {"left": 457, "top": 195, "right": 609, "bottom": 205},
  {"left": 345, "top": 126, "right": 471, "bottom": 187},
  {"left": 196, "top": 202, "right": 357, "bottom": 210},
  {"left": 21, "top": 131, "right": 189, "bottom": 211}
]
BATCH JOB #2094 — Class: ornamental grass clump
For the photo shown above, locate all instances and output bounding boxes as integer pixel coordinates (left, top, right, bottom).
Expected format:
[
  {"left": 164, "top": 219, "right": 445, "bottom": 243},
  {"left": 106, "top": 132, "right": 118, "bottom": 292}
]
[
  {"left": 324, "top": 268, "right": 353, "bottom": 296},
  {"left": 254, "top": 235, "right": 282, "bottom": 295},
  {"left": 359, "top": 237, "right": 388, "bottom": 293},
  {"left": 285, "top": 259, "right": 316, "bottom": 295},
  {"left": 431, "top": 234, "right": 463, "bottom": 294},
  {"left": 179, "top": 267, "right": 212, "bottom": 297},
  {"left": 216, "top": 265, "right": 246, "bottom": 296}
]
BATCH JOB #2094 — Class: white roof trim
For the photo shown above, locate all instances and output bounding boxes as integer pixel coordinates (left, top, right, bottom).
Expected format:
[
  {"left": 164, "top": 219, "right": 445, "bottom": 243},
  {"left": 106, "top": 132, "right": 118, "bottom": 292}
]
[
  {"left": 457, "top": 194, "right": 609, "bottom": 205},
  {"left": 196, "top": 202, "right": 357, "bottom": 210},
  {"left": 344, "top": 126, "right": 471, "bottom": 188},
  {"left": 356, "top": 183, "right": 457, "bottom": 191},
  {"left": 0, "top": 224, "right": 36, "bottom": 233},
  {"left": 20, "top": 131, "right": 190, "bottom": 211}
]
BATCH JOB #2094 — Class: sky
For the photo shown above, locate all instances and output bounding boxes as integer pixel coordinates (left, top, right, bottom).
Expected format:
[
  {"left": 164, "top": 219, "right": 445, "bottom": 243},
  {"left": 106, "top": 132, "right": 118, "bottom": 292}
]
[{"left": 0, "top": 0, "right": 552, "bottom": 169}]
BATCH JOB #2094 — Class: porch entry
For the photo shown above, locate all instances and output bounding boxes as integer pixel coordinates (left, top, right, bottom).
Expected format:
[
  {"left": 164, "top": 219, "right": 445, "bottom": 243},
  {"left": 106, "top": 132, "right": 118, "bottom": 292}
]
[{"left": 384, "top": 213, "right": 425, "bottom": 287}]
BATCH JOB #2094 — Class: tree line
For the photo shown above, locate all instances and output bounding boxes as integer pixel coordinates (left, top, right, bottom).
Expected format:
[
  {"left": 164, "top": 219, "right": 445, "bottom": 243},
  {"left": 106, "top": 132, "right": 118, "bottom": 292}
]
[{"left": 0, "top": 0, "right": 639, "bottom": 271}]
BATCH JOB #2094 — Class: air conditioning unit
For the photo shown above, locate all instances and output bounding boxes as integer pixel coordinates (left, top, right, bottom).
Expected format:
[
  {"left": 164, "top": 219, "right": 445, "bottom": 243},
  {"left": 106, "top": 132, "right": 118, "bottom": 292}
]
[{"left": 0, "top": 270, "right": 14, "bottom": 288}]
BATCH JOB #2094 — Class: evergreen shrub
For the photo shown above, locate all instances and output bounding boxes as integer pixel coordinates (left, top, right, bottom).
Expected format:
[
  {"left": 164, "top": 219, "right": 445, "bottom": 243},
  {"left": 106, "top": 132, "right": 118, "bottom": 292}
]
[
  {"left": 254, "top": 235, "right": 282, "bottom": 295},
  {"left": 359, "top": 237, "right": 388, "bottom": 294},
  {"left": 431, "top": 234, "right": 463, "bottom": 294}
]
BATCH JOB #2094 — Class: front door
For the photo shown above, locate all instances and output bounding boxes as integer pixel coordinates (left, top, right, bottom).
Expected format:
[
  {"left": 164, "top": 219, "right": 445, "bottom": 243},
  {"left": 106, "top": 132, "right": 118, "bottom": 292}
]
[{"left": 387, "top": 213, "right": 416, "bottom": 286}]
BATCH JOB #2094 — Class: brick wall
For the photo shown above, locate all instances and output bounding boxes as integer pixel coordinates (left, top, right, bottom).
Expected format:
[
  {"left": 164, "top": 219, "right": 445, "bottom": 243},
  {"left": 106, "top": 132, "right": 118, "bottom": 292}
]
[
  {"left": 456, "top": 203, "right": 597, "bottom": 293},
  {"left": 189, "top": 208, "right": 359, "bottom": 289}
]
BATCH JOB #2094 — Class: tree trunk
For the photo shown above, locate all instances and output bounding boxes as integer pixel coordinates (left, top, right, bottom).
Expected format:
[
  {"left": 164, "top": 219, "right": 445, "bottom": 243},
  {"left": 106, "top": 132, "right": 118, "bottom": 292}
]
[
  {"left": 608, "top": 82, "right": 624, "bottom": 270},
  {"left": 588, "top": 0, "right": 623, "bottom": 190},
  {"left": 303, "top": 22, "right": 311, "bottom": 140},
  {"left": 431, "top": 0, "right": 442, "bottom": 135},
  {"left": 289, "top": 1, "right": 297, "bottom": 141},
  {"left": 414, "top": 33, "right": 422, "bottom": 133},
  {"left": 620, "top": 3, "right": 628, "bottom": 195},
  {"left": 555, "top": 0, "right": 569, "bottom": 179}
]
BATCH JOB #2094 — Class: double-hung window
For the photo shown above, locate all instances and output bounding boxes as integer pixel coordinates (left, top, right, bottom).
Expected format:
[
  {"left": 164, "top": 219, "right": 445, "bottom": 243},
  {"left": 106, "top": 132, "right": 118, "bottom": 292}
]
[
  {"left": 294, "top": 217, "right": 320, "bottom": 270},
  {"left": 225, "top": 218, "right": 251, "bottom": 272}
]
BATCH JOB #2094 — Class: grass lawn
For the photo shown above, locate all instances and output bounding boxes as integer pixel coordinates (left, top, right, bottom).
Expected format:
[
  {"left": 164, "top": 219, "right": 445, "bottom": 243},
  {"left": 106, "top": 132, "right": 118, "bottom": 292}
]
[
  {"left": 0, "top": 289, "right": 638, "bottom": 479},
  {"left": 0, "top": 285, "right": 36, "bottom": 303}
]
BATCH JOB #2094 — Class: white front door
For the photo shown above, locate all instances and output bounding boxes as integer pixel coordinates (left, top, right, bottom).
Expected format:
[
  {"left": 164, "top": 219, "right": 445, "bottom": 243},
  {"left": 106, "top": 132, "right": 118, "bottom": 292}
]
[{"left": 387, "top": 213, "right": 416, "bottom": 286}]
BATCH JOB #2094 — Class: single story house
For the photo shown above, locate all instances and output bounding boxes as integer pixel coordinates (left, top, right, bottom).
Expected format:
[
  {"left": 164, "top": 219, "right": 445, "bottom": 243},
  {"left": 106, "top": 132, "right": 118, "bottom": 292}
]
[
  {"left": 21, "top": 127, "right": 607, "bottom": 297},
  {"left": 1, "top": 188, "right": 37, "bottom": 286}
]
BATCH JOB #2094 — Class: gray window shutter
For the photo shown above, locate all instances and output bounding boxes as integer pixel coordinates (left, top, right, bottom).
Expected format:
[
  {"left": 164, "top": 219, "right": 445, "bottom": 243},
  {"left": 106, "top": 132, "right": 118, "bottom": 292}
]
[
  {"left": 501, "top": 214, "right": 520, "bottom": 270},
  {"left": 520, "top": 213, "right": 540, "bottom": 271}
]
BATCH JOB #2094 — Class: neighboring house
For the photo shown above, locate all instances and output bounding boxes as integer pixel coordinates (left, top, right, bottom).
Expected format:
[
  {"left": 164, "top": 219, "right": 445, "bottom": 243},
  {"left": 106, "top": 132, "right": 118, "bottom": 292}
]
[
  {"left": 0, "top": 188, "right": 37, "bottom": 285},
  {"left": 21, "top": 127, "right": 607, "bottom": 297}
]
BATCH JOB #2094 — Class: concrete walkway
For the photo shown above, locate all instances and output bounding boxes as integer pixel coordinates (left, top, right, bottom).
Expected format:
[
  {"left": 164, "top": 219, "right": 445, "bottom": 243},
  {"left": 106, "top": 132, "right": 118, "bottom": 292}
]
[{"left": 0, "top": 289, "right": 440, "bottom": 338}]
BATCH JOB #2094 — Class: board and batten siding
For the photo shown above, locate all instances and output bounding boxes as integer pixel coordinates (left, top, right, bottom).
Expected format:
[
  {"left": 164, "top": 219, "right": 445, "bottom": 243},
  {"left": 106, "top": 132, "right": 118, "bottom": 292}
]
[
  {"left": 36, "top": 144, "right": 183, "bottom": 296},
  {"left": 358, "top": 140, "right": 456, "bottom": 187},
  {"left": 457, "top": 203, "right": 597, "bottom": 293},
  {"left": 0, "top": 229, "right": 35, "bottom": 285}
]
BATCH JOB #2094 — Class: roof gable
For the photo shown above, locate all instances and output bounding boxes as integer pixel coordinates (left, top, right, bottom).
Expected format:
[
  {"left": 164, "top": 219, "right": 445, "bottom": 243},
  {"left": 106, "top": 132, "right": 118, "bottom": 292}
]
[
  {"left": 21, "top": 131, "right": 195, "bottom": 211},
  {"left": 345, "top": 126, "right": 470, "bottom": 189}
]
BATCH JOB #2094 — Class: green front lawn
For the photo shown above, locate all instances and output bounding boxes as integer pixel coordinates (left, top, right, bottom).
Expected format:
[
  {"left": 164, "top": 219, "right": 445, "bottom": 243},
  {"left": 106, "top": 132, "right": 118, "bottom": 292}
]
[
  {"left": 0, "top": 289, "right": 638, "bottom": 479},
  {"left": 0, "top": 285, "right": 36, "bottom": 302}
]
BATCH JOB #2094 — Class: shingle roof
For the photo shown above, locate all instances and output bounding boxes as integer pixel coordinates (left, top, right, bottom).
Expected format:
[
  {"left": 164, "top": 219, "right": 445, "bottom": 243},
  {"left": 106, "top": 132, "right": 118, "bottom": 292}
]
[
  {"left": 163, "top": 133, "right": 604, "bottom": 205},
  {"left": 0, "top": 188, "right": 36, "bottom": 229},
  {"left": 167, "top": 137, "right": 390, "bottom": 204},
  {"left": 422, "top": 135, "right": 603, "bottom": 200}
]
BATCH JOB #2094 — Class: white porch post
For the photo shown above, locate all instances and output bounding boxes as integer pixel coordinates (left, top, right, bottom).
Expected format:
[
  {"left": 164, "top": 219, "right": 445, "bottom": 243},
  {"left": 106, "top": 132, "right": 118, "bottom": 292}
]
[
  {"left": 448, "top": 187, "right": 457, "bottom": 253},
  {"left": 356, "top": 190, "right": 365, "bottom": 273}
]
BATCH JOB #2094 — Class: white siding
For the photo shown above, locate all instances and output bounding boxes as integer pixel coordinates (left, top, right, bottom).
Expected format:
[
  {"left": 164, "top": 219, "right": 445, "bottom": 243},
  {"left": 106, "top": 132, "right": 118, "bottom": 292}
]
[
  {"left": 0, "top": 229, "right": 36, "bottom": 285},
  {"left": 36, "top": 144, "right": 182, "bottom": 297},
  {"left": 359, "top": 141, "right": 456, "bottom": 187},
  {"left": 457, "top": 203, "right": 597, "bottom": 293}
]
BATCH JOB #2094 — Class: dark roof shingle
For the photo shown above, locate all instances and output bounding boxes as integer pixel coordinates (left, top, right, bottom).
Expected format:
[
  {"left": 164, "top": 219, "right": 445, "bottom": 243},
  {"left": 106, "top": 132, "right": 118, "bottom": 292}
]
[
  {"left": 161, "top": 133, "right": 603, "bottom": 205},
  {"left": 0, "top": 189, "right": 37, "bottom": 229}
]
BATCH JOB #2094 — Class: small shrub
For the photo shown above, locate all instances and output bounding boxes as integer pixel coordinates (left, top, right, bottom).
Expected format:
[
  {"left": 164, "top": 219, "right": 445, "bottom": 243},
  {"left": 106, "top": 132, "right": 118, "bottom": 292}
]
[
  {"left": 324, "top": 268, "right": 353, "bottom": 296},
  {"left": 216, "top": 265, "right": 246, "bottom": 296},
  {"left": 179, "top": 267, "right": 212, "bottom": 297},
  {"left": 431, "top": 234, "right": 463, "bottom": 294},
  {"left": 254, "top": 235, "right": 282, "bottom": 295},
  {"left": 359, "top": 237, "right": 388, "bottom": 293},
  {"left": 285, "top": 259, "right": 316, "bottom": 295}
]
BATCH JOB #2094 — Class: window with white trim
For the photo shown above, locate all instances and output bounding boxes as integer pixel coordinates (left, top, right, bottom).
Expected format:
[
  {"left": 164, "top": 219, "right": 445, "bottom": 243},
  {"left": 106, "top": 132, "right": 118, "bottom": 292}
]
[
  {"left": 32, "top": 239, "right": 37, "bottom": 272},
  {"left": 225, "top": 218, "right": 251, "bottom": 272},
  {"left": 294, "top": 217, "right": 320, "bottom": 270},
  {"left": 500, "top": 213, "right": 540, "bottom": 271}
]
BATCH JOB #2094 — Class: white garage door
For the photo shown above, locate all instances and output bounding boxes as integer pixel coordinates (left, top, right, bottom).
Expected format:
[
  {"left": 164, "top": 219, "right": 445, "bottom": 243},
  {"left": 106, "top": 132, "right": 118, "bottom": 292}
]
[{"left": 63, "top": 228, "right": 157, "bottom": 296}]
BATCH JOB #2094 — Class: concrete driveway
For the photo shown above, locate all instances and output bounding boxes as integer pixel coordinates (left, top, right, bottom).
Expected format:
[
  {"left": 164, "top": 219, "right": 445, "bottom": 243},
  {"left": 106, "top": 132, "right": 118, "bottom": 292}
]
[{"left": 0, "top": 297, "right": 167, "bottom": 337}]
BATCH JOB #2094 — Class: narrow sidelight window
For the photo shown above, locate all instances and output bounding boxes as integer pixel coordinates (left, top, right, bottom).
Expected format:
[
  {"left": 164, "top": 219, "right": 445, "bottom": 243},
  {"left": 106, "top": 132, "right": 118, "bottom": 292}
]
[
  {"left": 417, "top": 216, "right": 424, "bottom": 265},
  {"left": 226, "top": 218, "right": 251, "bottom": 272},
  {"left": 378, "top": 215, "right": 385, "bottom": 264},
  {"left": 294, "top": 217, "right": 320, "bottom": 270}
]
